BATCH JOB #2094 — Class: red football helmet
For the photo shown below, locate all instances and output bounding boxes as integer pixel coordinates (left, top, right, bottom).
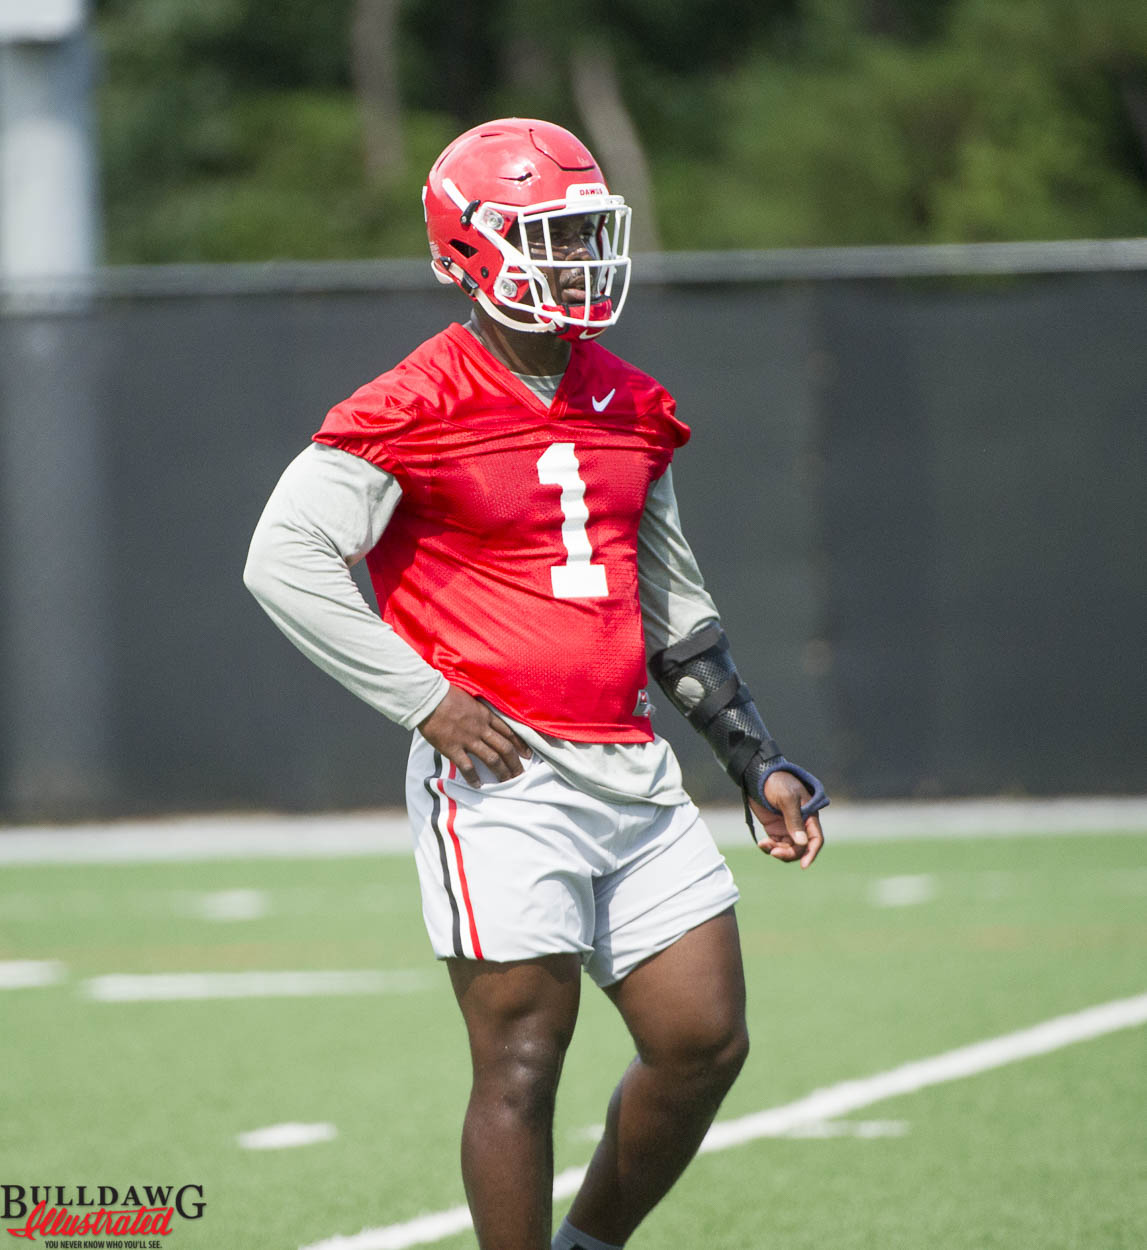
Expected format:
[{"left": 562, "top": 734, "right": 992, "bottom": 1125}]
[{"left": 423, "top": 118, "right": 632, "bottom": 340}]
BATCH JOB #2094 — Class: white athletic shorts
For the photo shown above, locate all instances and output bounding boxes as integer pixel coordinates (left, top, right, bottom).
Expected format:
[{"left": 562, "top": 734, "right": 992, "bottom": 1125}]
[{"left": 405, "top": 734, "right": 740, "bottom": 987}]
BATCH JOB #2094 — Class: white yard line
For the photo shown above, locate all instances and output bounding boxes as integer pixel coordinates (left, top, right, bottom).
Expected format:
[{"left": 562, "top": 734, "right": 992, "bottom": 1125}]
[
  {"left": 238, "top": 1123, "right": 338, "bottom": 1151},
  {"left": 0, "top": 959, "right": 66, "bottom": 989},
  {"left": 190, "top": 888, "right": 271, "bottom": 921},
  {"left": 571, "top": 1117, "right": 907, "bottom": 1141},
  {"left": 1, "top": 797, "right": 1144, "bottom": 865},
  {"left": 297, "top": 990, "right": 1147, "bottom": 1250},
  {"left": 82, "top": 970, "right": 432, "bottom": 1002},
  {"left": 786, "top": 1119, "right": 909, "bottom": 1138},
  {"left": 870, "top": 874, "right": 937, "bottom": 907}
]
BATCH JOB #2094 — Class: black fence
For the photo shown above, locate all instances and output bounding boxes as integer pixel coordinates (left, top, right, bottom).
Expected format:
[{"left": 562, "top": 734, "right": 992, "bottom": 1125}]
[{"left": 2, "top": 248, "right": 1145, "bottom": 820}]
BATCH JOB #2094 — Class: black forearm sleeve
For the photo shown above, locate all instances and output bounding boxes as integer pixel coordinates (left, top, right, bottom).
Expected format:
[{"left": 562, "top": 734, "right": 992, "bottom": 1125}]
[
  {"left": 648, "top": 624, "right": 829, "bottom": 823},
  {"left": 647, "top": 624, "right": 779, "bottom": 788}
]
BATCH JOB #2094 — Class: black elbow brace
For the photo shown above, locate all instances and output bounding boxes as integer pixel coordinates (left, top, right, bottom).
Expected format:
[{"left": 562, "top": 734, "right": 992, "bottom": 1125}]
[{"left": 648, "top": 624, "right": 828, "bottom": 822}]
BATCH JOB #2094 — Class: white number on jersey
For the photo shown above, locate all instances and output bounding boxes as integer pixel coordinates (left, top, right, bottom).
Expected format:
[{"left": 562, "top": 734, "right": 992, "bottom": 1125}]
[{"left": 536, "top": 442, "right": 609, "bottom": 599}]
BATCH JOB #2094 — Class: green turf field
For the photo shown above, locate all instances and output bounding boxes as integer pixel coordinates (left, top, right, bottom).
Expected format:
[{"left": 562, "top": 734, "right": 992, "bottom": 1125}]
[{"left": 2, "top": 825, "right": 1145, "bottom": 1249}]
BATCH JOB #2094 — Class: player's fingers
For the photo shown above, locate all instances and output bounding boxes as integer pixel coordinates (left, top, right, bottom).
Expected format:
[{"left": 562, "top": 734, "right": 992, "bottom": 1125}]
[
  {"left": 768, "top": 782, "right": 809, "bottom": 849},
  {"left": 762, "top": 773, "right": 810, "bottom": 848},
  {"left": 783, "top": 804, "right": 808, "bottom": 849},
  {"left": 800, "top": 815, "right": 825, "bottom": 869},
  {"left": 471, "top": 737, "right": 517, "bottom": 781},
  {"left": 488, "top": 714, "right": 532, "bottom": 760},
  {"left": 451, "top": 750, "right": 481, "bottom": 788},
  {"left": 481, "top": 726, "right": 527, "bottom": 778}
]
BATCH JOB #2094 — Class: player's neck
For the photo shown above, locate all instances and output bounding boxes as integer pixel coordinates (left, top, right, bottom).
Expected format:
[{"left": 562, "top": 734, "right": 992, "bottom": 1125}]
[{"left": 467, "top": 308, "right": 571, "bottom": 377}]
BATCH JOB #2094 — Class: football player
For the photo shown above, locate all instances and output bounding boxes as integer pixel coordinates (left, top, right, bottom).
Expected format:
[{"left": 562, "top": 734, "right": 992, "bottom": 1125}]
[{"left": 245, "top": 117, "right": 827, "bottom": 1250}]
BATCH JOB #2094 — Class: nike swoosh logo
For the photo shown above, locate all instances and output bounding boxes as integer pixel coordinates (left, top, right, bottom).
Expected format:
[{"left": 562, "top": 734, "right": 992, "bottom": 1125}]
[{"left": 591, "top": 388, "right": 616, "bottom": 412}]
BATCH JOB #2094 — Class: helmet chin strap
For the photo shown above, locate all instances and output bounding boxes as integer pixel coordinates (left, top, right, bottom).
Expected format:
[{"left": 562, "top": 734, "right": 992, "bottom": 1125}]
[
  {"left": 473, "top": 289, "right": 551, "bottom": 334},
  {"left": 546, "top": 300, "right": 614, "bottom": 341},
  {"left": 473, "top": 287, "right": 611, "bottom": 339}
]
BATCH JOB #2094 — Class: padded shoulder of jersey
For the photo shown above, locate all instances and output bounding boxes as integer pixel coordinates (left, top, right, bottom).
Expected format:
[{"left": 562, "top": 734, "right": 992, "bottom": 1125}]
[
  {"left": 571, "top": 340, "right": 688, "bottom": 446},
  {"left": 311, "top": 331, "right": 465, "bottom": 478}
]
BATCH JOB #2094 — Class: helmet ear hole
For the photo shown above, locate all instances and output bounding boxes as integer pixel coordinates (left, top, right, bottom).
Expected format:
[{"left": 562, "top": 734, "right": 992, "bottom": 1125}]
[{"left": 450, "top": 238, "right": 479, "bottom": 258}]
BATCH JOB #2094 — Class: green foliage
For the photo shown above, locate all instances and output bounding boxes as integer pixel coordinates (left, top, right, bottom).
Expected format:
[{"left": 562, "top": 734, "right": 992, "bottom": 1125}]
[
  {"left": 661, "top": 0, "right": 1147, "bottom": 248},
  {"left": 98, "top": 0, "right": 354, "bottom": 86},
  {"left": 92, "top": 0, "right": 1147, "bottom": 262},
  {"left": 101, "top": 83, "right": 455, "bottom": 262}
]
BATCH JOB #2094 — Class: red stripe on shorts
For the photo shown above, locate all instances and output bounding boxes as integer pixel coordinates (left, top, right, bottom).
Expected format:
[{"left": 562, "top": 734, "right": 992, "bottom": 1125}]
[{"left": 441, "top": 763, "right": 484, "bottom": 960}]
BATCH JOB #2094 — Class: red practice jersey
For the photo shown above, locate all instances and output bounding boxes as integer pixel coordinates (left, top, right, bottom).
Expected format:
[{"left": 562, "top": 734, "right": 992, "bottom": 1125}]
[{"left": 314, "top": 323, "right": 690, "bottom": 742}]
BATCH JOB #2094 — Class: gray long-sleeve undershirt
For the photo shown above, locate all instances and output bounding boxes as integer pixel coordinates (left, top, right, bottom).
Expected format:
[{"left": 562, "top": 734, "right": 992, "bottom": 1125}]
[{"left": 244, "top": 442, "right": 720, "bottom": 805}]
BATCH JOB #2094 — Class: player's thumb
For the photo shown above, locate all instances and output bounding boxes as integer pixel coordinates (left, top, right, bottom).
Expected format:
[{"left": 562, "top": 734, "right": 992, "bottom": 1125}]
[{"left": 783, "top": 796, "right": 808, "bottom": 848}]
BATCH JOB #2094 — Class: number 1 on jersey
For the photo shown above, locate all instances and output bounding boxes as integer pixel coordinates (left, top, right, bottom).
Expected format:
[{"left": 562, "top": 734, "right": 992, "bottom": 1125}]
[{"left": 536, "top": 442, "right": 609, "bottom": 599}]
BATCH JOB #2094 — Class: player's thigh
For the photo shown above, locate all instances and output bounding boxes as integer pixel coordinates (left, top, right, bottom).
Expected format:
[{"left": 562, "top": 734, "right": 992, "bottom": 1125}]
[
  {"left": 407, "top": 738, "right": 598, "bottom": 964},
  {"left": 603, "top": 908, "right": 747, "bottom": 1064},
  {"left": 449, "top": 953, "right": 582, "bottom": 1071},
  {"left": 585, "top": 799, "right": 739, "bottom": 988}
]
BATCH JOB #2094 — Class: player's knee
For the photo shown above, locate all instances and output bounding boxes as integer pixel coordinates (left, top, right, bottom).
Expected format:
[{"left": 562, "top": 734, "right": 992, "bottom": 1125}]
[
  {"left": 649, "top": 1014, "right": 749, "bottom": 1093},
  {"left": 688, "top": 1020, "right": 749, "bottom": 1103},
  {"left": 712, "top": 1019, "right": 750, "bottom": 1088},
  {"left": 476, "top": 1030, "right": 568, "bottom": 1125}
]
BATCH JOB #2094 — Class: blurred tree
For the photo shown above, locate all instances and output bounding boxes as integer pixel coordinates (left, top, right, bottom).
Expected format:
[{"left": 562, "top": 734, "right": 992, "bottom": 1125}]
[
  {"left": 95, "top": 0, "right": 455, "bottom": 260},
  {"left": 676, "top": 0, "right": 1147, "bottom": 248},
  {"left": 352, "top": 0, "right": 404, "bottom": 184},
  {"left": 569, "top": 39, "right": 662, "bottom": 251},
  {"left": 400, "top": 1, "right": 501, "bottom": 128}
]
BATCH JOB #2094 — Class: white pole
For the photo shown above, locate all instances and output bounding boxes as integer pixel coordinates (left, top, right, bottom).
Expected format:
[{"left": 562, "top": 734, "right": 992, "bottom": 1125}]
[
  {"left": 0, "top": 0, "right": 110, "bottom": 817},
  {"left": 0, "top": 0, "right": 99, "bottom": 283}
]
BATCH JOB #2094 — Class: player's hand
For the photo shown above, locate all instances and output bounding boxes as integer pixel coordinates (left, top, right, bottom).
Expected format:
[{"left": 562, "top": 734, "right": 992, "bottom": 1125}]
[
  {"left": 417, "top": 685, "right": 532, "bottom": 787},
  {"left": 749, "top": 771, "right": 824, "bottom": 869}
]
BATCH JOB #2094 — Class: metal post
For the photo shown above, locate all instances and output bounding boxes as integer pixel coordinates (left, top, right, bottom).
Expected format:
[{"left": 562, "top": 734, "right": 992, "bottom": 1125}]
[
  {"left": 1, "top": 0, "right": 112, "bottom": 817},
  {"left": 0, "top": 0, "right": 98, "bottom": 281}
]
